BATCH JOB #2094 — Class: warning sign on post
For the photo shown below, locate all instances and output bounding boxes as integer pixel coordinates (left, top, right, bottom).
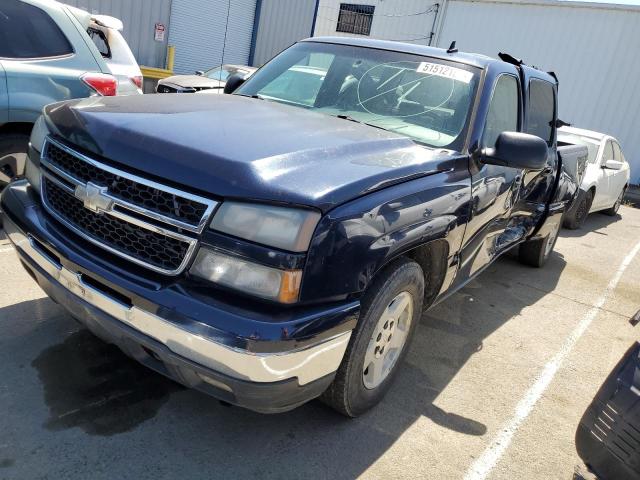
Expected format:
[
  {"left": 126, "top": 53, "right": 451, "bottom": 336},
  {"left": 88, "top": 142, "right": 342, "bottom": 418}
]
[{"left": 154, "top": 23, "right": 165, "bottom": 42}]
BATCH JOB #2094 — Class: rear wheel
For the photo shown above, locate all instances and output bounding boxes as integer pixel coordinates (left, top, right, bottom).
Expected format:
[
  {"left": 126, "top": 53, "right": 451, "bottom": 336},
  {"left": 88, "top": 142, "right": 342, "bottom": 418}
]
[
  {"left": 563, "top": 189, "right": 592, "bottom": 230},
  {"left": 0, "top": 133, "right": 29, "bottom": 191},
  {"left": 519, "top": 217, "right": 561, "bottom": 268},
  {"left": 321, "top": 257, "right": 424, "bottom": 417},
  {"left": 602, "top": 187, "right": 625, "bottom": 216}
]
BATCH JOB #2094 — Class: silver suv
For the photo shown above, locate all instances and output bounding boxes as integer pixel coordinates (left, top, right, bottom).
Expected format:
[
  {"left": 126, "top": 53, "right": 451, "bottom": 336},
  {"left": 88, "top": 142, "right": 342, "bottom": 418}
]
[{"left": 0, "top": 0, "right": 140, "bottom": 191}]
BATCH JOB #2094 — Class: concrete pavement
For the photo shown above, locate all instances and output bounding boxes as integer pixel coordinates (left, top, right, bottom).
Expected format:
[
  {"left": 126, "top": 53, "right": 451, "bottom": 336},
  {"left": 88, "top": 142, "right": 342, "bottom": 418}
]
[{"left": 0, "top": 206, "right": 638, "bottom": 480}]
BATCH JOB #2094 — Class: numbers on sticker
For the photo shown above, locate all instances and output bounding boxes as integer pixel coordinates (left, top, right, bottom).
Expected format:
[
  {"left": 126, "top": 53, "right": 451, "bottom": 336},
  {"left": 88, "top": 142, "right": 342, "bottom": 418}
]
[{"left": 416, "top": 62, "right": 473, "bottom": 84}]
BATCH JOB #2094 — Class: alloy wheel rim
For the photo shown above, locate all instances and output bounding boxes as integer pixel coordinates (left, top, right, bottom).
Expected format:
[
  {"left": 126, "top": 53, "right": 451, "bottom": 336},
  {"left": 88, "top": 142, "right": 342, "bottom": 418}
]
[{"left": 362, "top": 291, "right": 413, "bottom": 390}]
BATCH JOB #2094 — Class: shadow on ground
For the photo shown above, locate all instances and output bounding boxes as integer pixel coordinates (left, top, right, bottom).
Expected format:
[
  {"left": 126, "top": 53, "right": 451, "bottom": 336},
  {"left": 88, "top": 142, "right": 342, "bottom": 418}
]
[
  {"left": 560, "top": 210, "right": 625, "bottom": 238},
  {"left": 2, "top": 251, "right": 568, "bottom": 478}
]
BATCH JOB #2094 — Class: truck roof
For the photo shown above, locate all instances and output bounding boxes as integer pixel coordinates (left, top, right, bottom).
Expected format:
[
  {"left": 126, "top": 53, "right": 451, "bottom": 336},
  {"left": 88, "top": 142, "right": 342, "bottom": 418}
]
[{"left": 304, "top": 37, "right": 555, "bottom": 82}]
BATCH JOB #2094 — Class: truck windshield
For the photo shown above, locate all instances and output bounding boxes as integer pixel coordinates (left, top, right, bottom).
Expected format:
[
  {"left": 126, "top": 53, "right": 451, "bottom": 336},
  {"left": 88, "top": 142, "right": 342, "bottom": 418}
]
[{"left": 237, "top": 41, "right": 480, "bottom": 151}]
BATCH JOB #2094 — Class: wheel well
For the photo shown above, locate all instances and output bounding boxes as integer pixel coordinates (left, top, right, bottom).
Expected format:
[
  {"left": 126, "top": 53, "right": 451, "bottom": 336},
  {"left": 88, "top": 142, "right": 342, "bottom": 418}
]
[
  {"left": 0, "top": 122, "right": 33, "bottom": 137},
  {"left": 405, "top": 239, "right": 450, "bottom": 307},
  {"left": 587, "top": 185, "right": 596, "bottom": 197}
]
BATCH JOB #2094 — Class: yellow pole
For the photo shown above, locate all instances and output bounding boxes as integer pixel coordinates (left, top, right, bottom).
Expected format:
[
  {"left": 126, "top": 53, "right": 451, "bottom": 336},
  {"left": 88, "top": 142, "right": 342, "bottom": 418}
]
[{"left": 166, "top": 45, "right": 175, "bottom": 72}]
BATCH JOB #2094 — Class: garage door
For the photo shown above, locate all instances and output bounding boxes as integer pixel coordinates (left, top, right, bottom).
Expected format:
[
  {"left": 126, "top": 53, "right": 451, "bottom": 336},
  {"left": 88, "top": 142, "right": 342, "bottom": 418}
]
[{"left": 168, "top": 0, "right": 256, "bottom": 74}]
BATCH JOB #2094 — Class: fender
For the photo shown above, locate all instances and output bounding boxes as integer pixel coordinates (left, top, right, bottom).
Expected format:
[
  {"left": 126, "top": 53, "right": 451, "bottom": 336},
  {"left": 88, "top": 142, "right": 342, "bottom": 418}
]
[{"left": 300, "top": 163, "right": 471, "bottom": 303}]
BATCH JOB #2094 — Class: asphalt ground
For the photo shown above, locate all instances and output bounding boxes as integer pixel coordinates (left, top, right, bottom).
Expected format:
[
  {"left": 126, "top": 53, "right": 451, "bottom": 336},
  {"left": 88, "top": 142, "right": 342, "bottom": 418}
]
[{"left": 1, "top": 206, "right": 639, "bottom": 480}]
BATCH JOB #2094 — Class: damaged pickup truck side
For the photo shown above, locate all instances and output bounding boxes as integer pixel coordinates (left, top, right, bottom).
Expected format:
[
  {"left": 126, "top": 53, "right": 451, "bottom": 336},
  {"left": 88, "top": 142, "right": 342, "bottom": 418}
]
[{"left": 1, "top": 38, "right": 587, "bottom": 416}]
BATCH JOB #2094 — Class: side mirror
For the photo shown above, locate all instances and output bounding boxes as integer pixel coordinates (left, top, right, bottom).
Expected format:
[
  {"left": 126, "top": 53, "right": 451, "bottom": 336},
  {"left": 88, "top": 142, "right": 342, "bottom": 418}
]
[
  {"left": 195, "top": 70, "right": 204, "bottom": 76},
  {"left": 480, "top": 132, "right": 548, "bottom": 170},
  {"left": 603, "top": 159, "right": 623, "bottom": 170},
  {"left": 223, "top": 73, "right": 246, "bottom": 94}
]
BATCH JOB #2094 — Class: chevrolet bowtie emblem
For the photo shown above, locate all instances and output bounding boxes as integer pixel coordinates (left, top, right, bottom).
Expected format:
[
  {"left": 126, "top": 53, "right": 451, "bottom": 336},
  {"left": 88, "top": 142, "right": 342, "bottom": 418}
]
[{"left": 74, "top": 182, "right": 113, "bottom": 213}]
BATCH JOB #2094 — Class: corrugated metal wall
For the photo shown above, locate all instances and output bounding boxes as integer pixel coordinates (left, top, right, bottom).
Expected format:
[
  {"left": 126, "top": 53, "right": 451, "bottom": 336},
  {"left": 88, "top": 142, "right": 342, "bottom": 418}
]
[
  {"left": 314, "top": 0, "right": 439, "bottom": 45},
  {"left": 437, "top": 0, "right": 640, "bottom": 184},
  {"left": 251, "top": 0, "right": 318, "bottom": 66},
  {"left": 168, "top": 0, "right": 256, "bottom": 74},
  {"left": 62, "top": 0, "right": 171, "bottom": 68}
]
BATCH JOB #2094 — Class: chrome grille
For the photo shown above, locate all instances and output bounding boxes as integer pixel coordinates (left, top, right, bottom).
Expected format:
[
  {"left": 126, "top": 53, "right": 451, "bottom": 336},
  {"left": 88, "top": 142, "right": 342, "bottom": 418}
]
[
  {"left": 44, "top": 141, "right": 208, "bottom": 227},
  {"left": 44, "top": 179, "right": 190, "bottom": 271},
  {"left": 40, "top": 137, "right": 217, "bottom": 275}
]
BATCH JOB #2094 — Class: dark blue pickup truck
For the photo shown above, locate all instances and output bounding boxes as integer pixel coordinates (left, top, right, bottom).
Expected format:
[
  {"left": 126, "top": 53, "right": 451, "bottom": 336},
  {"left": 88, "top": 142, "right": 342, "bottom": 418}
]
[{"left": 1, "top": 37, "right": 587, "bottom": 416}]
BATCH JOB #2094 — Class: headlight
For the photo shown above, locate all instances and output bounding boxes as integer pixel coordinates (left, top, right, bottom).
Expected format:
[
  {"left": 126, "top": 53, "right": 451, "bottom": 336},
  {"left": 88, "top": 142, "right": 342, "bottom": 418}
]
[
  {"left": 190, "top": 249, "right": 302, "bottom": 303},
  {"left": 209, "top": 202, "right": 320, "bottom": 252}
]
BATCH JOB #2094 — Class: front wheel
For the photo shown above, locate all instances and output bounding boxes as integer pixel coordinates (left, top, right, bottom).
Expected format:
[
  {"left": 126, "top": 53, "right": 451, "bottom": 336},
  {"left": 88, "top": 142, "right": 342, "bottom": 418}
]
[
  {"left": 519, "top": 217, "right": 561, "bottom": 268},
  {"left": 321, "top": 257, "right": 424, "bottom": 417}
]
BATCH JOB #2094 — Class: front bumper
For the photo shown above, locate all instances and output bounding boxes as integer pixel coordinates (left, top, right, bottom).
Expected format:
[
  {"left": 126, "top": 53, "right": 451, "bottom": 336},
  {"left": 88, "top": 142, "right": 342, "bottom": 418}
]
[{"left": 2, "top": 182, "right": 356, "bottom": 413}]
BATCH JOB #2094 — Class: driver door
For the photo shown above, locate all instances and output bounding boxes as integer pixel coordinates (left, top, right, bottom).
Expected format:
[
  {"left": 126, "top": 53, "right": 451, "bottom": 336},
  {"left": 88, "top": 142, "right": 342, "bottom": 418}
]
[{"left": 456, "top": 72, "right": 523, "bottom": 281}]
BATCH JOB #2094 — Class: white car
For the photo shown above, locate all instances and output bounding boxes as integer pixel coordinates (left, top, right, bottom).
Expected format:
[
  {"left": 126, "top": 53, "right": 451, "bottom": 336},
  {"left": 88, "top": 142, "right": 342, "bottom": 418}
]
[
  {"left": 559, "top": 126, "right": 631, "bottom": 229},
  {"left": 67, "top": 7, "right": 142, "bottom": 95},
  {"left": 159, "top": 65, "right": 257, "bottom": 94}
]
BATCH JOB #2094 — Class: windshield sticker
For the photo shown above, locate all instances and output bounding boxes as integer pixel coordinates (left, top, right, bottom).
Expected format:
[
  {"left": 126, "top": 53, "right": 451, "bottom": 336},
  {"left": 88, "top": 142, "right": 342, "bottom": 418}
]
[{"left": 416, "top": 62, "right": 473, "bottom": 84}]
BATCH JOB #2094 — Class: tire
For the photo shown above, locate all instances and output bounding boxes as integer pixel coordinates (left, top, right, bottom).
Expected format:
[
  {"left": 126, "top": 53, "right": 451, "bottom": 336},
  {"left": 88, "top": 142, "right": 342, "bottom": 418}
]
[
  {"left": 0, "top": 133, "right": 30, "bottom": 190},
  {"left": 563, "top": 189, "right": 592, "bottom": 230},
  {"left": 602, "top": 187, "right": 626, "bottom": 216},
  {"left": 519, "top": 216, "right": 561, "bottom": 268},
  {"left": 320, "top": 257, "right": 425, "bottom": 417}
]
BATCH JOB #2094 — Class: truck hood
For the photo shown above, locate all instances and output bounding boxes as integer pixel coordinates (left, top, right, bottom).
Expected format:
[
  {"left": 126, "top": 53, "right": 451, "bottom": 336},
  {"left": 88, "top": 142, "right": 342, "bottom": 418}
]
[{"left": 43, "top": 94, "right": 457, "bottom": 212}]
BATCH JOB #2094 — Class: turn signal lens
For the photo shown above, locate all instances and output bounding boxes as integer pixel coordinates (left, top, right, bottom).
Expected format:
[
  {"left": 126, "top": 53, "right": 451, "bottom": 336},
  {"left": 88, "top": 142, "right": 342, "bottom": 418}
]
[
  {"left": 277, "top": 270, "right": 303, "bottom": 304},
  {"left": 81, "top": 73, "right": 117, "bottom": 96}
]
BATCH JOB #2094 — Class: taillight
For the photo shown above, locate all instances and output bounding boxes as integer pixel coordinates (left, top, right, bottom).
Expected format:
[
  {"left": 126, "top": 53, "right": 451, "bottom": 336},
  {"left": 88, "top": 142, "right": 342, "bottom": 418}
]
[
  {"left": 130, "top": 75, "right": 143, "bottom": 89},
  {"left": 81, "top": 73, "right": 117, "bottom": 96}
]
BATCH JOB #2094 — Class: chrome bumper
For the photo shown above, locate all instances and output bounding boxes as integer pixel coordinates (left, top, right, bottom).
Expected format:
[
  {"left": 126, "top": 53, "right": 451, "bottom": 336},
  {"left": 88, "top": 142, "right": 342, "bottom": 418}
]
[{"left": 5, "top": 218, "right": 351, "bottom": 386}]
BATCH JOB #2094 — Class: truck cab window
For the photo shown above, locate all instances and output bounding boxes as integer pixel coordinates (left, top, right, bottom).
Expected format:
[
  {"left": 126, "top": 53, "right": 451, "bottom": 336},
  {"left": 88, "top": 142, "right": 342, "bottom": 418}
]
[
  {"left": 0, "top": 0, "right": 73, "bottom": 59},
  {"left": 527, "top": 79, "right": 555, "bottom": 144},
  {"left": 483, "top": 75, "right": 519, "bottom": 148}
]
